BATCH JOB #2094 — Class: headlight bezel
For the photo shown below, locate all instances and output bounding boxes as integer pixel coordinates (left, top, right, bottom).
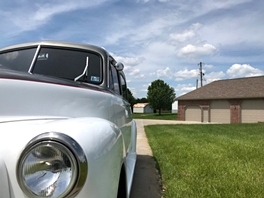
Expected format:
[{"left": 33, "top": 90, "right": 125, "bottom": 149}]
[{"left": 16, "top": 132, "right": 88, "bottom": 198}]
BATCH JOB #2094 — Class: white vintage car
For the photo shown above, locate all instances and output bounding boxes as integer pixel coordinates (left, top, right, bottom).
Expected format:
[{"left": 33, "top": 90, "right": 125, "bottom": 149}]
[{"left": 0, "top": 41, "right": 137, "bottom": 198}]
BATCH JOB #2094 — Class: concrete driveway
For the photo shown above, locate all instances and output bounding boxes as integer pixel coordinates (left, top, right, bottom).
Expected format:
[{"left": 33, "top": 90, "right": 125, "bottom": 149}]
[{"left": 130, "top": 119, "right": 200, "bottom": 198}]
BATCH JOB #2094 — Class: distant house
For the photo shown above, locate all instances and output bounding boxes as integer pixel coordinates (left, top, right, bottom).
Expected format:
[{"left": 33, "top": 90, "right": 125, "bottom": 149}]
[
  {"left": 133, "top": 103, "right": 154, "bottom": 113},
  {"left": 176, "top": 76, "right": 264, "bottom": 123},
  {"left": 171, "top": 101, "right": 178, "bottom": 113}
]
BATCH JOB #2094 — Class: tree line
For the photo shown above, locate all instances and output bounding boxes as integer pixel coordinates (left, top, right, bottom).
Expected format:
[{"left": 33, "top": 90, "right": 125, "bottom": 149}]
[{"left": 127, "top": 79, "right": 176, "bottom": 115}]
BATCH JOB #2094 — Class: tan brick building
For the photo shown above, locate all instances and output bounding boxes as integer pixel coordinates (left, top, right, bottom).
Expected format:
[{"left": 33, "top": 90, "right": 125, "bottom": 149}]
[{"left": 177, "top": 76, "right": 264, "bottom": 123}]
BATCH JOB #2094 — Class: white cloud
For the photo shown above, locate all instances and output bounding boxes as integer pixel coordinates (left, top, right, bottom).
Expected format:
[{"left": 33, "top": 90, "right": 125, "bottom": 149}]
[
  {"left": 136, "top": 0, "right": 170, "bottom": 3},
  {"left": 170, "top": 23, "right": 202, "bottom": 43},
  {"left": 112, "top": 54, "right": 145, "bottom": 67},
  {"left": 127, "top": 86, "right": 137, "bottom": 97},
  {"left": 105, "top": 12, "right": 177, "bottom": 46},
  {"left": 136, "top": 0, "right": 150, "bottom": 2},
  {"left": 170, "top": 30, "right": 195, "bottom": 43},
  {"left": 204, "top": 0, "right": 252, "bottom": 10},
  {"left": 141, "top": 41, "right": 176, "bottom": 65},
  {"left": 126, "top": 68, "right": 145, "bottom": 79},
  {"left": 145, "top": 42, "right": 174, "bottom": 56},
  {"left": 177, "top": 43, "right": 217, "bottom": 59},
  {"left": 204, "top": 64, "right": 214, "bottom": 69},
  {"left": 174, "top": 69, "right": 199, "bottom": 80},
  {"left": 196, "top": 2, "right": 264, "bottom": 48},
  {"left": 181, "top": 86, "right": 196, "bottom": 93},
  {"left": 1, "top": 1, "right": 107, "bottom": 34},
  {"left": 128, "top": 83, "right": 148, "bottom": 98},
  {"left": 227, "top": 64, "right": 264, "bottom": 78},
  {"left": 140, "top": 84, "right": 149, "bottom": 94},
  {"left": 135, "top": 74, "right": 145, "bottom": 79},
  {"left": 204, "top": 71, "right": 226, "bottom": 84},
  {"left": 129, "top": 68, "right": 140, "bottom": 76},
  {"left": 157, "top": 67, "right": 173, "bottom": 79},
  {"left": 174, "top": 83, "right": 196, "bottom": 96},
  {"left": 33, "top": 3, "right": 77, "bottom": 21},
  {"left": 110, "top": 53, "right": 146, "bottom": 80},
  {"left": 105, "top": 30, "right": 130, "bottom": 45}
]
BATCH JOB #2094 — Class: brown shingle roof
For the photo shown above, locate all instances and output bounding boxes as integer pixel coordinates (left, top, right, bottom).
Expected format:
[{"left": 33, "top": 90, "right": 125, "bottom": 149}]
[{"left": 177, "top": 76, "right": 264, "bottom": 100}]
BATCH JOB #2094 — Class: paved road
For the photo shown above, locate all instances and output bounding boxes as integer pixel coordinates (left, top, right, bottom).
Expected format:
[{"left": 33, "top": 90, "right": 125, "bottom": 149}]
[{"left": 130, "top": 119, "right": 200, "bottom": 198}]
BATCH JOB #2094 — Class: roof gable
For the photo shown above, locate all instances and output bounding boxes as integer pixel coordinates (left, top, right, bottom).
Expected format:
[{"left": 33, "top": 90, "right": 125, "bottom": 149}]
[
  {"left": 133, "top": 103, "right": 149, "bottom": 108},
  {"left": 177, "top": 76, "right": 264, "bottom": 100}
]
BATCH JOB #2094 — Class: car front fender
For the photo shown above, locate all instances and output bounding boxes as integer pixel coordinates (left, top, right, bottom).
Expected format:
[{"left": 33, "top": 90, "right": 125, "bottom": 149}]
[{"left": 1, "top": 117, "right": 127, "bottom": 198}]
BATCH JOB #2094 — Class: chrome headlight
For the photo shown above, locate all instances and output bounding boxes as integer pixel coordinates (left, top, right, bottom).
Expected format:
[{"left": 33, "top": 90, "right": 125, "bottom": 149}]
[{"left": 17, "top": 132, "right": 88, "bottom": 198}]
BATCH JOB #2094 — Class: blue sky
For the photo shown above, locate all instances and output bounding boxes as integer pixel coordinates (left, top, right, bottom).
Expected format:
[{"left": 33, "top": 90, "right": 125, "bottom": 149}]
[{"left": 1, "top": 0, "right": 264, "bottom": 98}]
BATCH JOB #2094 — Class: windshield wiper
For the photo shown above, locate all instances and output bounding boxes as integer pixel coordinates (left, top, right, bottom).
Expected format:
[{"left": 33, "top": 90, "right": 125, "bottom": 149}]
[{"left": 74, "top": 56, "right": 89, "bottom": 81}]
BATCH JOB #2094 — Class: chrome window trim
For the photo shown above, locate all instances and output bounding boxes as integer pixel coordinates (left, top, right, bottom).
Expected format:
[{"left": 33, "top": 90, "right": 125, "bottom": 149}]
[{"left": 28, "top": 44, "right": 41, "bottom": 74}]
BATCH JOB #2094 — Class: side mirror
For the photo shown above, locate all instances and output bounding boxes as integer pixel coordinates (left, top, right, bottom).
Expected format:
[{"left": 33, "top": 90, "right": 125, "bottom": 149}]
[{"left": 115, "top": 62, "right": 124, "bottom": 71}]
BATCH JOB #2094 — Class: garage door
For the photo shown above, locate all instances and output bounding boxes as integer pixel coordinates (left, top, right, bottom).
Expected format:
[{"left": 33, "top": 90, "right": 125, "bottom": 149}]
[
  {"left": 241, "top": 100, "right": 264, "bottom": 123},
  {"left": 185, "top": 106, "right": 201, "bottom": 122},
  {"left": 211, "top": 100, "right": 230, "bottom": 123}
]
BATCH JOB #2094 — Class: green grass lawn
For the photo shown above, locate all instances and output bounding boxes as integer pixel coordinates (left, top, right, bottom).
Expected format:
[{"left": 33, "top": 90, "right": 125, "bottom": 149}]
[
  {"left": 133, "top": 113, "right": 177, "bottom": 120},
  {"left": 145, "top": 124, "right": 264, "bottom": 198}
]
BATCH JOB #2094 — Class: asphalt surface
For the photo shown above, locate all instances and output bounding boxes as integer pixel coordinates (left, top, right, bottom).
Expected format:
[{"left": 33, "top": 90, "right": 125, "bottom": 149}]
[{"left": 130, "top": 119, "right": 200, "bottom": 198}]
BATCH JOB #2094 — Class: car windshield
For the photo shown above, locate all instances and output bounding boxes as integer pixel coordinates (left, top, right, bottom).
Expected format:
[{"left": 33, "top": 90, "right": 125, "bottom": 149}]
[
  {"left": 0, "top": 48, "right": 37, "bottom": 72},
  {"left": 0, "top": 47, "right": 102, "bottom": 84}
]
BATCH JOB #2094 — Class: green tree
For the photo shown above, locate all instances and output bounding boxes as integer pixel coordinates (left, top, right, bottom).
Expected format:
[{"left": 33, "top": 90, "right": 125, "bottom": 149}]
[
  {"left": 136, "top": 97, "right": 148, "bottom": 103},
  {"left": 127, "top": 88, "right": 136, "bottom": 111},
  {"left": 147, "top": 79, "right": 176, "bottom": 115}
]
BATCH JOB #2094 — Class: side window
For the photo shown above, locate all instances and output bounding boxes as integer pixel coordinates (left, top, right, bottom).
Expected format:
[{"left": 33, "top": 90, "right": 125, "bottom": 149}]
[
  {"left": 110, "top": 64, "right": 120, "bottom": 95},
  {"left": 120, "top": 73, "right": 128, "bottom": 100},
  {"left": 109, "top": 65, "right": 114, "bottom": 91}
]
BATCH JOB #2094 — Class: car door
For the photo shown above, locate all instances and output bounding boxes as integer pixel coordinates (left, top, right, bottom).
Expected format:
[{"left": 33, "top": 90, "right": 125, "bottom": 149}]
[{"left": 109, "top": 63, "right": 132, "bottom": 152}]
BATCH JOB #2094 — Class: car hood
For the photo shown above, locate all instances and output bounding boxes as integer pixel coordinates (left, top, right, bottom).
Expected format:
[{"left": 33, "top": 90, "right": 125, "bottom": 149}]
[
  {"left": 0, "top": 116, "right": 66, "bottom": 123},
  {"left": 0, "top": 71, "right": 112, "bottom": 119}
]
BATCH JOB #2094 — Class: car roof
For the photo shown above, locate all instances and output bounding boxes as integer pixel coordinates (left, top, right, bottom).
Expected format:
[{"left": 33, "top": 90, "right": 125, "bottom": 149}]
[{"left": 0, "top": 40, "right": 109, "bottom": 57}]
